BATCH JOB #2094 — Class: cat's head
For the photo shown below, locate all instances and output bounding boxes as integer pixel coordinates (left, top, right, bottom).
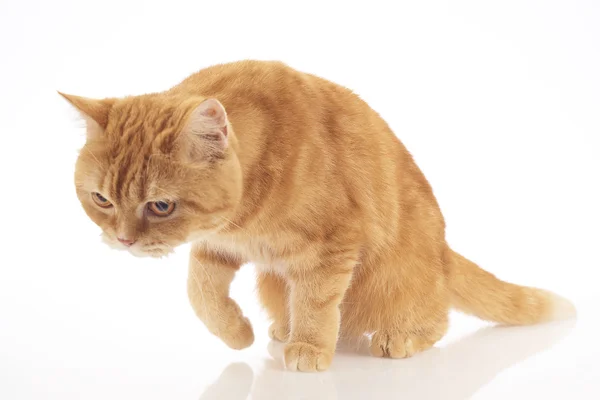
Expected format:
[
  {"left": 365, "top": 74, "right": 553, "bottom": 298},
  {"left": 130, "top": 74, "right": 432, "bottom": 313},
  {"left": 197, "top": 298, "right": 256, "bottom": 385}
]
[{"left": 61, "top": 93, "right": 243, "bottom": 257}]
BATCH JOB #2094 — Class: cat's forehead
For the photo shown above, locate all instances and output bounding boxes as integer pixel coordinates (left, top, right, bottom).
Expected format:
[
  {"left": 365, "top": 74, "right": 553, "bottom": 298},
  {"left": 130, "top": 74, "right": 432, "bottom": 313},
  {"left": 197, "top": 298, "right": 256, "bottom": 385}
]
[
  {"left": 81, "top": 139, "right": 180, "bottom": 204},
  {"left": 106, "top": 100, "right": 176, "bottom": 142},
  {"left": 93, "top": 152, "right": 181, "bottom": 204}
]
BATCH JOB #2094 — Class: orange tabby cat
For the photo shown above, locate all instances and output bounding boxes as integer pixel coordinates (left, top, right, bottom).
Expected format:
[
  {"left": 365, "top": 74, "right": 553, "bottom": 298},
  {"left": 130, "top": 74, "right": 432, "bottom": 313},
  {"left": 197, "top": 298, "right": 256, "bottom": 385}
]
[{"left": 60, "top": 60, "right": 575, "bottom": 372}]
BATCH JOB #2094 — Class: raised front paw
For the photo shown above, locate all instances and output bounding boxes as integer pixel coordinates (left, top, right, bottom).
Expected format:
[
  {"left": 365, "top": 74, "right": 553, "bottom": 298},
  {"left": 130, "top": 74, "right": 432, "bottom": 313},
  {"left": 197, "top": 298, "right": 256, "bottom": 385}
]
[
  {"left": 284, "top": 342, "right": 333, "bottom": 372},
  {"left": 220, "top": 315, "right": 255, "bottom": 350}
]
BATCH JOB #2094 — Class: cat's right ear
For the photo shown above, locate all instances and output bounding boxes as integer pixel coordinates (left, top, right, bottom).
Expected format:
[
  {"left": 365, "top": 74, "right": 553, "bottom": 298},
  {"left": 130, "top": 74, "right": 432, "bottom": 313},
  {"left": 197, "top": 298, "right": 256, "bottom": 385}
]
[{"left": 58, "top": 92, "right": 115, "bottom": 138}]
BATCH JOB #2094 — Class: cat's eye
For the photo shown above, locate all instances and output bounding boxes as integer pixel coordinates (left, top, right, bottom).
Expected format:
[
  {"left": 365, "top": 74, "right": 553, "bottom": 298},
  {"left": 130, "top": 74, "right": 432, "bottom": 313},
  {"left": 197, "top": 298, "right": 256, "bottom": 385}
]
[
  {"left": 148, "top": 201, "right": 175, "bottom": 217},
  {"left": 92, "top": 192, "right": 112, "bottom": 208}
]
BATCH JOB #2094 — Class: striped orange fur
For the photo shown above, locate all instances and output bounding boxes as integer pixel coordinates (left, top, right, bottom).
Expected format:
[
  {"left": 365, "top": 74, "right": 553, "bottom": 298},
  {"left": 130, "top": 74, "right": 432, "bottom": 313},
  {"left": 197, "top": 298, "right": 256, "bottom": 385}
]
[{"left": 61, "top": 60, "right": 575, "bottom": 372}]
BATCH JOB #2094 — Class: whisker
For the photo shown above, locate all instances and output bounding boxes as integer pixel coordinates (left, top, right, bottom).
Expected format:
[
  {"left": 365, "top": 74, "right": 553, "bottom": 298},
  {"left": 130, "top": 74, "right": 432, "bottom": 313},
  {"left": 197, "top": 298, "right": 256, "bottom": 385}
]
[
  {"left": 219, "top": 216, "right": 243, "bottom": 230},
  {"left": 151, "top": 186, "right": 174, "bottom": 197},
  {"left": 82, "top": 147, "right": 105, "bottom": 171}
]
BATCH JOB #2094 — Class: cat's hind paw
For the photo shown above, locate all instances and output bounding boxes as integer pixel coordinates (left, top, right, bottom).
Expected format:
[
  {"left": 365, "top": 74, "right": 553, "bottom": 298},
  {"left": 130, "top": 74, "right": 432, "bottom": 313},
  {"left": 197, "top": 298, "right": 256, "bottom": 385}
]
[{"left": 369, "top": 331, "right": 435, "bottom": 359}]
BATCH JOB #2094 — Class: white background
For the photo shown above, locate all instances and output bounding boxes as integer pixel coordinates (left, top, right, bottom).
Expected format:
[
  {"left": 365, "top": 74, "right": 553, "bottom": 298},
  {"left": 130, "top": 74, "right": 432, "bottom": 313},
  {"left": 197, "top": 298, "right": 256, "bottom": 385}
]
[{"left": 1, "top": 0, "right": 598, "bottom": 399}]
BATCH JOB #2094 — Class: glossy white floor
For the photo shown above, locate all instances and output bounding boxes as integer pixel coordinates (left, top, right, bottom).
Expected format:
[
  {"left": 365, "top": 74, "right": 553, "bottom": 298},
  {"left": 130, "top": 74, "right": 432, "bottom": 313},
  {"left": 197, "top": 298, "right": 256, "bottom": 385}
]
[
  {"left": 0, "top": 250, "right": 596, "bottom": 399},
  {"left": 1, "top": 0, "right": 599, "bottom": 399}
]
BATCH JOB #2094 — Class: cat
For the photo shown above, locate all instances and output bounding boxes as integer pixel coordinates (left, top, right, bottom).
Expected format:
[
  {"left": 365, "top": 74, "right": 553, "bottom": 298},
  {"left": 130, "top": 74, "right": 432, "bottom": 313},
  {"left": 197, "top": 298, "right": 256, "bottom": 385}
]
[{"left": 60, "top": 60, "right": 575, "bottom": 372}]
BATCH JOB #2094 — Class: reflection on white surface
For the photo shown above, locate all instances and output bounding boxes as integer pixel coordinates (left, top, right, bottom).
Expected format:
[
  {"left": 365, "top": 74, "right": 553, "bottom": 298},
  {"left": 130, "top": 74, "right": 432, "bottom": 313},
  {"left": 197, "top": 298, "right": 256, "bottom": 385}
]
[{"left": 199, "top": 320, "right": 576, "bottom": 400}]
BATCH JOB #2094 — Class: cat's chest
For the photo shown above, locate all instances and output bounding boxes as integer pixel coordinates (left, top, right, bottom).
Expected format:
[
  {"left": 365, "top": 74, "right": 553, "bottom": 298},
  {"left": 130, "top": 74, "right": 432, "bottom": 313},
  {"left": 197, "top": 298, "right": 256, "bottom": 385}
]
[{"left": 203, "top": 234, "right": 287, "bottom": 274}]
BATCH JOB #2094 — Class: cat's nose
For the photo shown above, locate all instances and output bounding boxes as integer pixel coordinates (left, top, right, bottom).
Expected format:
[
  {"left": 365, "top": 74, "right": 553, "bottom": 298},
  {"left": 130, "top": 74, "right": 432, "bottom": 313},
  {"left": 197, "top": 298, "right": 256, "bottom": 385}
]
[{"left": 118, "top": 237, "right": 136, "bottom": 247}]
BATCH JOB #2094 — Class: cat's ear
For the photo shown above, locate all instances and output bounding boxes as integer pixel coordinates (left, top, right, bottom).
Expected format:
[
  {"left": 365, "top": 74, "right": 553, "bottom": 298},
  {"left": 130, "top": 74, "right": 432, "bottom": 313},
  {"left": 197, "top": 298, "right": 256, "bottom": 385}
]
[
  {"left": 181, "top": 98, "right": 229, "bottom": 159},
  {"left": 58, "top": 92, "right": 115, "bottom": 137}
]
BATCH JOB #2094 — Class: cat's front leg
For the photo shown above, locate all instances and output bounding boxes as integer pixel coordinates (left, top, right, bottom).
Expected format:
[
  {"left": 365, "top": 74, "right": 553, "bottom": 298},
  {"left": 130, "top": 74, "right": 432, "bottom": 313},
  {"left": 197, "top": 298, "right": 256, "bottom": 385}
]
[
  {"left": 284, "top": 247, "right": 358, "bottom": 372},
  {"left": 187, "top": 243, "right": 254, "bottom": 350},
  {"left": 257, "top": 271, "right": 290, "bottom": 342}
]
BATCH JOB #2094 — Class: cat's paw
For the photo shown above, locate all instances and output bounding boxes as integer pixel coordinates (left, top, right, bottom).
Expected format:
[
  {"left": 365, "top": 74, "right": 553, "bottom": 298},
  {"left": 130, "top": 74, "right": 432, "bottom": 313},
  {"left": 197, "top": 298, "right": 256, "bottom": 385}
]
[
  {"left": 268, "top": 322, "right": 289, "bottom": 342},
  {"left": 220, "top": 316, "right": 255, "bottom": 350},
  {"left": 284, "top": 342, "right": 333, "bottom": 372},
  {"left": 369, "top": 331, "right": 435, "bottom": 359}
]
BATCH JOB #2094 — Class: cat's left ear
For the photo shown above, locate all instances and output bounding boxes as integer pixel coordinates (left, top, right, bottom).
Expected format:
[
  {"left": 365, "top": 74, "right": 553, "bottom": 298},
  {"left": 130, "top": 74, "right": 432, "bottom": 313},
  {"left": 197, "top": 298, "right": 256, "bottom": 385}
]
[
  {"left": 58, "top": 92, "right": 115, "bottom": 138},
  {"left": 181, "top": 98, "right": 229, "bottom": 158}
]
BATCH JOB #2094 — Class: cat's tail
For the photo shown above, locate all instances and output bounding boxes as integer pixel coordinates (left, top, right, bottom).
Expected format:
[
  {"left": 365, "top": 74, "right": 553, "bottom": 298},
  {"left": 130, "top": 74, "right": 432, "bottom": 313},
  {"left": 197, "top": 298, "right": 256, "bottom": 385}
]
[{"left": 448, "top": 249, "right": 576, "bottom": 325}]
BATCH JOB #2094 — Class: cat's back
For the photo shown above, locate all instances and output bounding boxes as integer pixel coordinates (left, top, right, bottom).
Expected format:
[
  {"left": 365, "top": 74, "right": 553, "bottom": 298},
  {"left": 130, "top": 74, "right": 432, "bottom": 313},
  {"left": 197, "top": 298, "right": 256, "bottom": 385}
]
[
  {"left": 171, "top": 60, "right": 367, "bottom": 114},
  {"left": 170, "top": 60, "right": 390, "bottom": 152},
  {"left": 172, "top": 60, "right": 306, "bottom": 97}
]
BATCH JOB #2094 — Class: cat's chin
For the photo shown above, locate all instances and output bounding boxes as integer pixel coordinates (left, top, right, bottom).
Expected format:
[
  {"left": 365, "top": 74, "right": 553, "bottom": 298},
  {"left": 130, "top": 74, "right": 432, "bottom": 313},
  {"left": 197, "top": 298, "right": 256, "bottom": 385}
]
[{"left": 129, "top": 246, "right": 174, "bottom": 259}]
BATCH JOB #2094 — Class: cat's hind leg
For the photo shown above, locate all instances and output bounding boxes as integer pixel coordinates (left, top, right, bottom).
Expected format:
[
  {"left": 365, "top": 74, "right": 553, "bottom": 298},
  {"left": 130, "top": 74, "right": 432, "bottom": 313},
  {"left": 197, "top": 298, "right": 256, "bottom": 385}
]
[
  {"left": 343, "top": 248, "right": 451, "bottom": 359},
  {"left": 368, "top": 260, "right": 450, "bottom": 358}
]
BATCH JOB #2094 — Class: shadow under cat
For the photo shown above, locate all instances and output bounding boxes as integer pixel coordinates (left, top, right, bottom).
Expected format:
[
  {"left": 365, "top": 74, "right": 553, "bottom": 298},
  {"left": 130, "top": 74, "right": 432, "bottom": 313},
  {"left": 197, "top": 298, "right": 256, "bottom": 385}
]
[{"left": 197, "top": 319, "right": 576, "bottom": 400}]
